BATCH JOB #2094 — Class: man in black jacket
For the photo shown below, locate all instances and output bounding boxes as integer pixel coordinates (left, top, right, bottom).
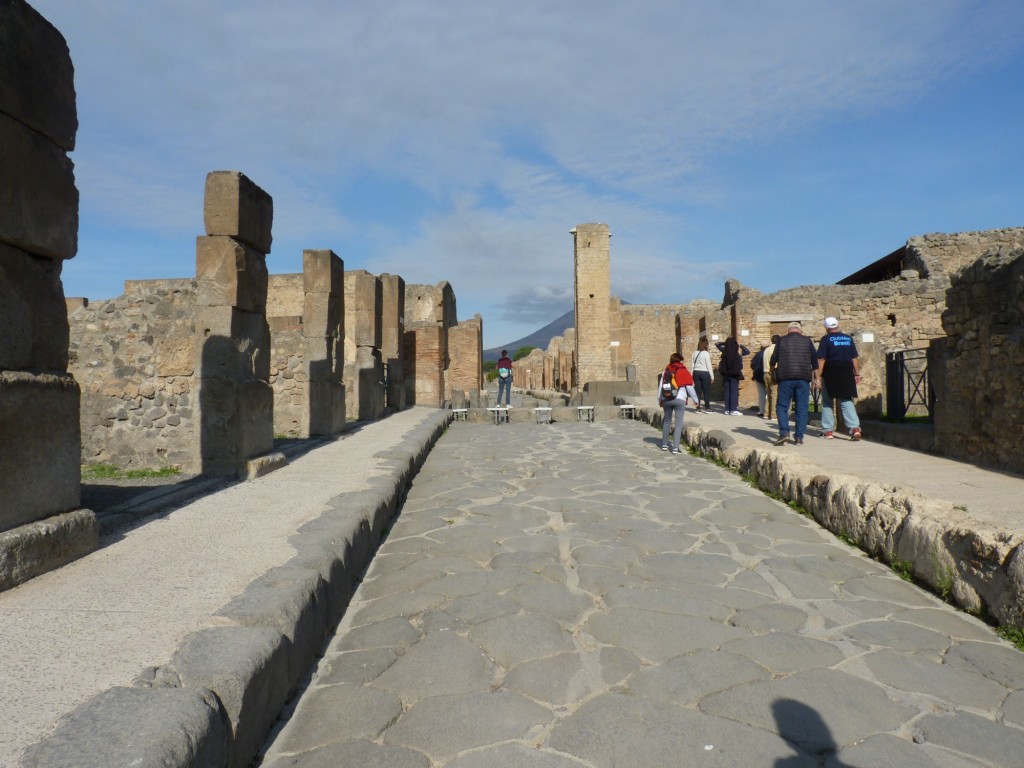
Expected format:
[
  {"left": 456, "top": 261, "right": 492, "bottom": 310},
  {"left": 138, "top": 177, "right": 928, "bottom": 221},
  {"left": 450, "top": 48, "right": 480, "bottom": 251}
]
[{"left": 768, "top": 322, "right": 819, "bottom": 446}]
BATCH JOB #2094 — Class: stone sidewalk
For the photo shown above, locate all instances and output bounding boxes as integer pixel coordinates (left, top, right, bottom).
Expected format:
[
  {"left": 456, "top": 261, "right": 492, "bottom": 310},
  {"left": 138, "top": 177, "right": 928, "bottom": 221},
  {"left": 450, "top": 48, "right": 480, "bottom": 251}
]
[
  {"left": 6, "top": 408, "right": 449, "bottom": 768},
  {"left": 258, "top": 419, "right": 1024, "bottom": 767}
]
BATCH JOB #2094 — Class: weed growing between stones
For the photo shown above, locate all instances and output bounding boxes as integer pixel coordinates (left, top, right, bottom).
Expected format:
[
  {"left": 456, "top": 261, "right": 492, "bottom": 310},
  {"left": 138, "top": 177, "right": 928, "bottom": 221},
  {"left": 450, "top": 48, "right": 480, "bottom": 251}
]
[
  {"left": 997, "top": 625, "right": 1024, "bottom": 652},
  {"left": 889, "top": 559, "right": 915, "bottom": 582},
  {"left": 836, "top": 529, "right": 857, "bottom": 547},
  {"left": 953, "top": 503, "right": 968, "bottom": 512},
  {"left": 82, "top": 463, "right": 181, "bottom": 480}
]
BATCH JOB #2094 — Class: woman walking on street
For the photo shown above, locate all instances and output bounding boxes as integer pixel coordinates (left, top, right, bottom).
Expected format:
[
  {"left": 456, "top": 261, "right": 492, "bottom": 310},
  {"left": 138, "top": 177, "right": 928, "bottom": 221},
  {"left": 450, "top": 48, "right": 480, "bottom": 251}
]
[
  {"left": 659, "top": 353, "right": 698, "bottom": 454},
  {"left": 716, "top": 337, "right": 749, "bottom": 415},
  {"left": 690, "top": 338, "right": 714, "bottom": 413}
]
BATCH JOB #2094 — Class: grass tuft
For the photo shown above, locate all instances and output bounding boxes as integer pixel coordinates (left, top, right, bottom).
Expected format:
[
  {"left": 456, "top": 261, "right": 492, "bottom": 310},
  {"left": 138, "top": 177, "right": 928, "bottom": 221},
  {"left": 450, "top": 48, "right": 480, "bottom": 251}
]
[{"left": 82, "top": 463, "right": 181, "bottom": 480}]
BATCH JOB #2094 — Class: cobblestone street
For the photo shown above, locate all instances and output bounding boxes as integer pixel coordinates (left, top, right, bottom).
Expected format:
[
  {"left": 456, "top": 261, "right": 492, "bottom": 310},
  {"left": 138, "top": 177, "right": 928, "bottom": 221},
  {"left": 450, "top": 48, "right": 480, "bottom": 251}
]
[{"left": 260, "top": 420, "right": 1024, "bottom": 767}]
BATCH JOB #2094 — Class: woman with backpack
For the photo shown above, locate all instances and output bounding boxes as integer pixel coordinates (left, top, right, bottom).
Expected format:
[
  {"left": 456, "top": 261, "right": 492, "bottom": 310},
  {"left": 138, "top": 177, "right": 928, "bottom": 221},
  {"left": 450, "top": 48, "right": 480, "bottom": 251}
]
[
  {"left": 715, "top": 337, "right": 750, "bottom": 415},
  {"left": 495, "top": 350, "right": 514, "bottom": 407},
  {"left": 658, "top": 352, "right": 698, "bottom": 454}
]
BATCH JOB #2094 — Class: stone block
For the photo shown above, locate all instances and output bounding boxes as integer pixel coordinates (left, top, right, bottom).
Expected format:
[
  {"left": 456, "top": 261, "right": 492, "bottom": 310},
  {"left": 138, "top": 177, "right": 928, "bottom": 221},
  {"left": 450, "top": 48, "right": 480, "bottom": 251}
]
[
  {"left": 0, "top": 508, "right": 97, "bottom": 592},
  {"left": 0, "top": 371, "right": 80, "bottom": 531},
  {"left": 303, "top": 292, "right": 341, "bottom": 338},
  {"left": 302, "top": 249, "right": 343, "bottom": 295},
  {"left": 0, "top": 0, "right": 77, "bottom": 151},
  {"left": 195, "top": 306, "right": 270, "bottom": 381},
  {"left": 345, "top": 270, "right": 382, "bottom": 348},
  {"left": 167, "top": 626, "right": 289, "bottom": 768},
  {"left": 0, "top": 112, "right": 78, "bottom": 259},
  {"left": 0, "top": 241, "right": 69, "bottom": 371},
  {"left": 195, "top": 236, "right": 268, "bottom": 313},
  {"left": 582, "top": 380, "right": 640, "bottom": 406},
  {"left": 194, "top": 378, "right": 273, "bottom": 476},
  {"left": 19, "top": 686, "right": 228, "bottom": 768},
  {"left": 306, "top": 380, "right": 345, "bottom": 436},
  {"left": 203, "top": 171, "right": 273, "bottom": 254}
]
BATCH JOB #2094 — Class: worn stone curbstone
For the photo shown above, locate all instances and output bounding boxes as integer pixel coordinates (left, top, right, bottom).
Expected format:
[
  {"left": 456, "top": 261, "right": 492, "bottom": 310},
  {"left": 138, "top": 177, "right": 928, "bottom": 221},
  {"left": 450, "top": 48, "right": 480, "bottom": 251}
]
[
  {"left": 162, "top": 626, "right": 290, "bottom": 768},
  {"left": 0, "top": 507, "right": 97, "bottom": 593},
  {"left": 20, "top": 686, "right": 228, "bottom": 768},
  {"left": 217, "top": 566, "right": 329, "bottom": 694}
]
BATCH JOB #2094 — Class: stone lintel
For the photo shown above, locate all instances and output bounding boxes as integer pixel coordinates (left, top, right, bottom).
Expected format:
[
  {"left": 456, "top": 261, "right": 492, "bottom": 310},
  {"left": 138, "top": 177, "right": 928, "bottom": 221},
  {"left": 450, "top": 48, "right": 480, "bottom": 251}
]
[{"left": 203, "top": 171, "right": 273, "bottom": 255}]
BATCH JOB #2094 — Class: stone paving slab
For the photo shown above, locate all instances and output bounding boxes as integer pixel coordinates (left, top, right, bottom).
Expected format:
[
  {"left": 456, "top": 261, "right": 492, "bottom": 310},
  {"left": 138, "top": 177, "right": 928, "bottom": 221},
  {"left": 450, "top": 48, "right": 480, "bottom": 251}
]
[
  {"left": 4, "top": 408, "right": 449, "bottom": 768},
  {"left": 259, "top": 420, "right": 1024, "bottom": 768}
]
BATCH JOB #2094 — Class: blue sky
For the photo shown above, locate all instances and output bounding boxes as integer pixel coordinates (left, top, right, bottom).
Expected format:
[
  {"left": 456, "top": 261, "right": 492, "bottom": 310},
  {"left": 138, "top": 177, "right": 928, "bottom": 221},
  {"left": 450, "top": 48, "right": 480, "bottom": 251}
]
[{"left": 31, "top": 0, "right": 1024, "bottom": 348}]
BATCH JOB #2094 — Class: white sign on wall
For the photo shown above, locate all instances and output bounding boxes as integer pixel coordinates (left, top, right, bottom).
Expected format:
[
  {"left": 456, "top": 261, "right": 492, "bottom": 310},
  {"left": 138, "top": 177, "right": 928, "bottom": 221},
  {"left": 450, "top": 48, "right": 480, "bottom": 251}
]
[
  {"left": 711, "top": 334, "right": 720, "bottom": 341},
  {"left": 740, "top": 330, "right": 750, "bottom": 337},
  {"left": 609, "top": 341, "right": 620, "bottom": 347},
  {"left": 862, "top": 333, "right": 875, "bottom": 343}
]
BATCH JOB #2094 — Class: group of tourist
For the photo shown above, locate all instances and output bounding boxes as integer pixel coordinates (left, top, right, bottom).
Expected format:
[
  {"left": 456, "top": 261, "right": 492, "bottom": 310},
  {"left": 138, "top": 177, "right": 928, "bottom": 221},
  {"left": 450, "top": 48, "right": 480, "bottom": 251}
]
[{"left": 658, "top": 317, "right": 862, "bottom": 452}]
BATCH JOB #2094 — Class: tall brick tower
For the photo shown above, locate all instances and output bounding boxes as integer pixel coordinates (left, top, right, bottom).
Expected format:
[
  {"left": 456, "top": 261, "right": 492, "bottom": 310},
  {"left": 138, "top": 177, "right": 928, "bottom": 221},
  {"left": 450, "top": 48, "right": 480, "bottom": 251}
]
[{"left": 572, "top": 223, "right": 613, "bottom": 385}]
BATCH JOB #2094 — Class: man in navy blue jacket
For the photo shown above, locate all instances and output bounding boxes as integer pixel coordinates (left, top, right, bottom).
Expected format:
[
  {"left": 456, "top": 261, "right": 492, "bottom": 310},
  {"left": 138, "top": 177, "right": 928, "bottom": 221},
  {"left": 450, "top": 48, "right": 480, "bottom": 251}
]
[{"left": 816, "top": 317, "right": 862, "bottom": 441}]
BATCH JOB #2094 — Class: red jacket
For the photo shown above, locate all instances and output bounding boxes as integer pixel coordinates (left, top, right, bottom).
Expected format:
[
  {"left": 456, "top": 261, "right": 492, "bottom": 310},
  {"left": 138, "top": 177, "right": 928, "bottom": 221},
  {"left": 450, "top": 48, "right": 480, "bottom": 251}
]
[{"left": 666, "top": 361, "right": 694, "bottom": 387}]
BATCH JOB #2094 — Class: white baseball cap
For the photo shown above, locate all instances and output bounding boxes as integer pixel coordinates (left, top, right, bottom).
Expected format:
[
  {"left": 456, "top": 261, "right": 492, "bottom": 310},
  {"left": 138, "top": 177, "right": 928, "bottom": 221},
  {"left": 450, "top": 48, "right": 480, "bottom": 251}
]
[{"left": 824, "top": 316, "right": 839, "bottom": 329}]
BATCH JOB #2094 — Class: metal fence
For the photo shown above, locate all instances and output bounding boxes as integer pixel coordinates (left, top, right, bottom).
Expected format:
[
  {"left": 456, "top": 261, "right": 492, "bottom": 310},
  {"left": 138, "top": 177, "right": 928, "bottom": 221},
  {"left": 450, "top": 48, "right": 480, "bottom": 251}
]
[{"left": 885, "top": 348, "right": 932, "bottom": 420}]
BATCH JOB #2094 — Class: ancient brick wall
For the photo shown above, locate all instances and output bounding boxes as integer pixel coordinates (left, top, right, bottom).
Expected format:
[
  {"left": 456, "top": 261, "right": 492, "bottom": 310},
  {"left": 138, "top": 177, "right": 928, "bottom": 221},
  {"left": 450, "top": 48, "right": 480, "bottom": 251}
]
[
  {"left": 69, "top": 281, "right": 197, "bottom": 469},
  {"left": 623, "top": 304, "right": 683, "bottom": 389},
  {"left": 405, "top": 281, "right": 456, "bottom": 327},
  {"left": 572, "top": 223, "right": 613, "bottom": 383},
  {"left": 268, "top": 316, "right": 305, "bottom": 438},
  {"left": 344, "top": 270, "right": 384, "bottom": 421},
  {"left": 932, "top": 247, "right": 1024, "bottom": 472},
  {"left": 403, "top": 323, "right": 445, "bottom": 406},
  {"left": 447, "top": 315, "right": 483, "bottom": 398},
  {"left": 0, "top": 0, "right": 81, "bottom": 528}
]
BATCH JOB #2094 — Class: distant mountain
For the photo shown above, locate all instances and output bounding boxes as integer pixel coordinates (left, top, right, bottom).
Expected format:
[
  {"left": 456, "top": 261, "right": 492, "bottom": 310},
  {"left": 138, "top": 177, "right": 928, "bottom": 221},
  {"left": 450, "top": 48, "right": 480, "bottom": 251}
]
[{"left": 483, "top": 308, "right": 574, "bottom": 361}]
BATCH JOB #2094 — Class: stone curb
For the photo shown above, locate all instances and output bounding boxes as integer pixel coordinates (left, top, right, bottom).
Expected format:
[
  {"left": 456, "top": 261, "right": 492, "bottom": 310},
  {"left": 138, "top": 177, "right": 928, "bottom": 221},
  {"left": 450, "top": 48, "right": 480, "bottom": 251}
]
[
  {"left": 636, "top": 406, "right": 1024, "bottom": 630},
  {"left": 20, "top": 410, "right": 452, "bottom": 768}
]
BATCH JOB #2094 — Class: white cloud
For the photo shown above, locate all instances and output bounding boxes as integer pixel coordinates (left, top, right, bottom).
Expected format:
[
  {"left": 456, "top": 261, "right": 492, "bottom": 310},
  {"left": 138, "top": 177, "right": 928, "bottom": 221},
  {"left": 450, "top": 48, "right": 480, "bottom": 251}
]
[{"left": 29, "top": 0, "right": 1024, "bottom": 344}]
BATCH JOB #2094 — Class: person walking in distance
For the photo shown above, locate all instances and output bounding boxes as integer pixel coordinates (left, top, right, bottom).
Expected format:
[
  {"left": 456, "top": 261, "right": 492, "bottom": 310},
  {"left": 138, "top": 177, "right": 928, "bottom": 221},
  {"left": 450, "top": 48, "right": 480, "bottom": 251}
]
[
  {"left": 495, "top": 350, "right": 514, "bottom": 408},
  {"left": 715, "top": 337, "right": 750, "bottom": 415},
  {"left": 816, "top": 317, "right": 862, "bottom": 440},
  {"left": 751, "top": 342, "right": 767, "bottom": 417},
  {"left": 658, "top": 353, "right": 698, "bottom": 454},
  {"left": 762, "top": 334, "right": 780, "bottom": 421},
  {"left": 690, "top": 338, "right": 714, "bottom": 413},
  {"left": 769, "top": 322, "right": 818, "bottom": 446}
]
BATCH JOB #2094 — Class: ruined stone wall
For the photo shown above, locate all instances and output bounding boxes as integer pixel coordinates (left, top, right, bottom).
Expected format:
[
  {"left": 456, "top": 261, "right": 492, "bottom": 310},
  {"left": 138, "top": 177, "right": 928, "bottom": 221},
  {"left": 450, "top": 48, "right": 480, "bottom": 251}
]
[
  {"left": 623, "top": 304, "right": 682, "bottom": 388},
  {"left": 609, "top": 297, "right": 632, "bottom": 379},
  {"left": 906, "top": 228, "right": 1024, "bottom": 280},
  {"left": 0, "top": 0, "right": 81, "bottom": 528},
  {"left": 932, "top": 247, "right": 1024, "bottom": 472},
  {"left": 573, "top": 223, "right": 613, "bottom": 383},
  {"left": 447, "top": 315, "right": 483, "bottom": 398},
  {"left": 69, "top": 281, "right": 197, "bottom": 469},
  {"left": 268, "top": 311, "right": 305, "bottom": 438}
]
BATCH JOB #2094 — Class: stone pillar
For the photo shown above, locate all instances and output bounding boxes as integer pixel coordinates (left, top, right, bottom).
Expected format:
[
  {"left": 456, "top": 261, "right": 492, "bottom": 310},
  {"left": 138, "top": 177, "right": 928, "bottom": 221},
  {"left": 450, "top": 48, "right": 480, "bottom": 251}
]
[
  {"left": 303, "top": 249, "right": 346, "bottom": 436},
  {"left": 572, "top": 223, "right": 613, "bottom": 385},
  {"left": 380, "top": 274, "right": 406, "bottom": 411},
  {"left": 344, "top": 270, "right": 385, "bottom": 421},
  {"left": 447, "top": 315, "right": 483, "bottom": 401},
  {"left": 0, "top": 1, "right": 97, "bottom": 590},
  {"left": 194, "top": 171, "right": 274, "bottom": 476}
]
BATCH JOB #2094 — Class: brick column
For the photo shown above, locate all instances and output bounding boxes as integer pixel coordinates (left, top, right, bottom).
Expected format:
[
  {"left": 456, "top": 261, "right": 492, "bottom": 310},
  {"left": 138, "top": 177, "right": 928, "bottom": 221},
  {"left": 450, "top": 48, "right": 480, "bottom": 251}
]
[
  {"left": 447, "top": 315, "right": 483, "bottom": 399},
  {"left": 194, "top": 171, "right": 274, "bottom": 475},
  {"left": 572, "top": 223, "right": 613, "bottom": 385}
]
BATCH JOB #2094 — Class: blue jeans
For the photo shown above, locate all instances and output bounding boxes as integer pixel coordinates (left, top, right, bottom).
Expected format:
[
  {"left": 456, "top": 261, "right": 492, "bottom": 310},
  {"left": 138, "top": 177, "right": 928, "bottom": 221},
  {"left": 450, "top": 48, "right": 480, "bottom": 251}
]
[
  {"left": 820, "top": 383, "right": 860, "bottom": 433},
  {"left": 497, "top": 376, "right": 512, "bottom": 406},
  {"left": 776, "top": 379, "right": 810, "bottom": 439},
  {"left": 662, "top": 398, "right": 687, "bottom": 450},
  {"left": 723, "top": 376, "right": 740, "bottom": 412}
]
